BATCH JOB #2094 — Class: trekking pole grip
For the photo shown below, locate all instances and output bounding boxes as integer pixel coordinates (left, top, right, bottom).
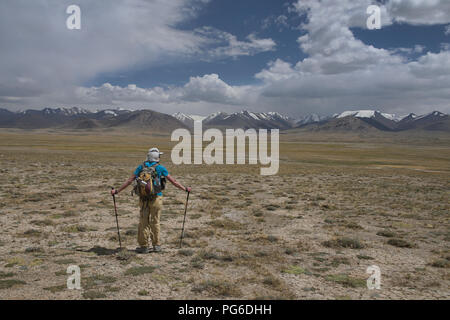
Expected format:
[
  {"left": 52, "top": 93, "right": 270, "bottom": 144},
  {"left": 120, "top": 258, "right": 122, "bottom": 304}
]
[{"left": 111, "top": 186, "right": 118, "bottom": 196}]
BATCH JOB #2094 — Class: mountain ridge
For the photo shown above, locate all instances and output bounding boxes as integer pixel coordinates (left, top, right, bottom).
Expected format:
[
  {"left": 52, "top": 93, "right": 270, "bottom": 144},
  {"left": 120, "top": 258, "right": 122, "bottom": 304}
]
[{"left": 0, "top": 107, "right": 448, "bottom": 132}]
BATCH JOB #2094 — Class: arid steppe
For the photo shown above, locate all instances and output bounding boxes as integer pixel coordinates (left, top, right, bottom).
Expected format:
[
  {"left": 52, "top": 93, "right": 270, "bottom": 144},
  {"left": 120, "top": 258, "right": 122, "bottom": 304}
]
[{"left": 0, "top": 129, "right": 448, "bottom": 299}]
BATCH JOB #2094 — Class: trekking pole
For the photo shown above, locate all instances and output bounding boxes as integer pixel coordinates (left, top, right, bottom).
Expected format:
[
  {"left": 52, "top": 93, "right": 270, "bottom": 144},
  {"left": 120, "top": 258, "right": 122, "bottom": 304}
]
[
  {"left": 111, "top": 187, "right": 122, "bottom": 249},
  {"left": 179, "top": 190, "right": 190, "bottom": 248}
]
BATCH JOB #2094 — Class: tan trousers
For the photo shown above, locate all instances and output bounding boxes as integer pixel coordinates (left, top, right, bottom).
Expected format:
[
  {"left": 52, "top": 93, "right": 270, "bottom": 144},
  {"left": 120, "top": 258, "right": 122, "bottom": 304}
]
[{"left": 138, "top": 196, "right": 163, "bottom": 247}]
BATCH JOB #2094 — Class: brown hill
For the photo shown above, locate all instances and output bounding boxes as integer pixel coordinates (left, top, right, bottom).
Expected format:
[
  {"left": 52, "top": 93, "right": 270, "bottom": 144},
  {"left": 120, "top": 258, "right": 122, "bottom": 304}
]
[
  {"left": 396, "top": 111, "right": 450, "bottom": 132},
  {"left": 69, "top": 118, "right": 101, "bottom": 130},
  {"left": 296, "top": 116, "right": 381, "bottom": 133},
  {"left": 108, "top": 110, "right": 188, "bottom": 132}
]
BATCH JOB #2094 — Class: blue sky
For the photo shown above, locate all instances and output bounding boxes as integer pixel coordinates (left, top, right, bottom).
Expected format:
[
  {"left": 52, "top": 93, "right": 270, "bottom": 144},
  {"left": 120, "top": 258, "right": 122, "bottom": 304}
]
[
  {"left": 354, "top": 23, "right": 449, "bottom": 54},
  {"left": 1, "top": 0, "right": 450, "bottom": 117},
  {"left": 88, "top": 0, "right": 305, "bottom": 88},
  {"left": 89, "top": 3, "right": 450, "bottom": 89}
]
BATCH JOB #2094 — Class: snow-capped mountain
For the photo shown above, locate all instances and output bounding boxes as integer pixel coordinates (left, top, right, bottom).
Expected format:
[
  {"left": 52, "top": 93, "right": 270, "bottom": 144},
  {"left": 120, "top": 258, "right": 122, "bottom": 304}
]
[
  {"left": 335, "top": 110, "right": 398, "bottom": 121},
  {"left": 332, "top": 109, "right": 399, "bottom": 130},
  {"left": 93, "top": 108, "right": 133, "bottom": 119},
  {"left": 296, "top": 114, "right": 330, "bottom": 126},
  {"left": 203, "top": 110, "right": 295, "bottom": 130},
  {"left": 42, "top": 107, "right": 90, "bottom": 116},
  {"left": 172, "top": 112, "right": 192, "bottom": 122},
  {"left": 18, "top": 107, "right": 90, "bottom": 116},
  {"left": 172, "top": 112, "right": 207, "bottom": 127},
  {"left": 203, "top": 112, "right": 229, "bottom": 124},
  {"left": 414, "top": 110, "right": 447, "bottom": 121},
  {"left": 397, "top": 113, "right": 418, "bottom": 122},
  {"left": 0, "top": 107, "right": 448, "bottom": 132},
  {"left": 299, "top": 109, "right": 449, "bottom": 132},
  {"left": 396, "top": 111, "right": 449, "bottom": 131},
  {"left": 0, "top": 107, "right": 181, "bottom": 130},
  {"left": 266, "top": 111, "right": 297, "bottom": 124},
  {"left": 10, "top": 107, "right": 94, "bottom": 129}
]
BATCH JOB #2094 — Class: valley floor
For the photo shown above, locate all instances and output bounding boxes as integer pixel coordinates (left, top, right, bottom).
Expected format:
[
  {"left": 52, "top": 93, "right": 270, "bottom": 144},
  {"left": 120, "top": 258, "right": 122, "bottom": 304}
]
[{"left": 0, "top": 129, "right": 448, "bottom": 299}]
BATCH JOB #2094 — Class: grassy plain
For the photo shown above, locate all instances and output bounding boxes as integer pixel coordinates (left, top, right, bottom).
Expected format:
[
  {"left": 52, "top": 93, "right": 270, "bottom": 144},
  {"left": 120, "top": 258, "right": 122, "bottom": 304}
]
[{"left": 0, "top": 128, "right": 448, "bottom": 299}]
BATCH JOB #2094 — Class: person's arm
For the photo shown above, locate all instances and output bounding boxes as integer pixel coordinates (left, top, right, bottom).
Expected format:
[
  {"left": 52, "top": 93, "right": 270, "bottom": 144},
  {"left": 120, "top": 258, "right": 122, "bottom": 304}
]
[
  {"left": 166, "top": 175, "right": 191, "bottom": 192},
  {"left": 111, "top": 174, "right": 135, "bottom": 196}
]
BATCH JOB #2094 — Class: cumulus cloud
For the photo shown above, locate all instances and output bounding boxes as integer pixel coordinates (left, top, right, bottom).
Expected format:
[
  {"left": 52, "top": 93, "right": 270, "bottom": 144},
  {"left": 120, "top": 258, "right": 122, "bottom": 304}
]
[
  {"left": 0, "top": 0, "right": 209, "bottom": 105},
  {"left": 195, "top": 27, "right": 276, "bottom": 59},
  {"left": 390, "top": 45, "right": 425, "bottom": 56},
  {"left": 1, "top": 0, "right": 450, "bottom": 117},
  {"left": 291, "top": 0, "right": 401, "bottom": 75},
  {"left": 181, "top": 74, "right": 244, "bottom": 104},
  {"left": 73, "top": 83, "right": 173, "bottom": 105},
  {"left": 441, "top": 43, "right": 450, "bottom": 51},
  {"left": 0, "top": 0, "right": 273, "bottom": 109},
  {"left": 252, "top": 0, "right": 450, "bottom": 115},
  {"left": 68, "top": 73, "right": 257, "bottom": 114},
  {"left": 387, "top": 0, "right": 450, "bottom": 25}
]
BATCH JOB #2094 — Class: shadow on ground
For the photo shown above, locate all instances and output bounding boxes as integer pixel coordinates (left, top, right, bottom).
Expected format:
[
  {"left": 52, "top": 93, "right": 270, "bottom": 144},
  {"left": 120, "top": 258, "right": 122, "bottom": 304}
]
[{"left": 84, "top": 246, "right": 119, "bottom": 256}]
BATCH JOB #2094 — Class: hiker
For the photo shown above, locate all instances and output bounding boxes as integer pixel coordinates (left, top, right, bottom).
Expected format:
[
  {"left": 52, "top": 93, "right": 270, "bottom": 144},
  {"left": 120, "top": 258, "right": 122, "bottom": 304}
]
[{"left": 111, "top": 147, "right": 191, "bottom": 254}]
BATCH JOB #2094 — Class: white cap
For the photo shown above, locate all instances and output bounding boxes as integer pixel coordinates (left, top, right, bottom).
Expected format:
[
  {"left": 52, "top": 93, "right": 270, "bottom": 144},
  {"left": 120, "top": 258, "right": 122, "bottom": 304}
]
[{"left": 147, "top": 147, "right": 163, "bottom": 162}]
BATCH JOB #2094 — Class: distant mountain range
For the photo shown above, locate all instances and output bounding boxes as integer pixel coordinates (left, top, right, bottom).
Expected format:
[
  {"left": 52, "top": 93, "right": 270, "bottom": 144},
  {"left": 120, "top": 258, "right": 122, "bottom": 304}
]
[
  {"left": 298, "top": 110, "right": 449, "bottom": 133},
  {"left": 0, "top": 107, "right": 448, "bottom": 133},
  {"left": 174, "top": 110, "right": 295, "bottom": 130},
  {"left": 0, "top": 107, "right": 187, "bottom": 132},
  {"left": 174, "top": 109, "right": 449, "bottom": 132}
]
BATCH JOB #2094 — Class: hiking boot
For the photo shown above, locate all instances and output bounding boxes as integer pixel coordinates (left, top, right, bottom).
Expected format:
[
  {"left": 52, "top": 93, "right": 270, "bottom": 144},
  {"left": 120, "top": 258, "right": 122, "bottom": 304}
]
[
  {"left": 153, "top": 245, "right": 162, "bottom": 253},
  {"left": 136, "top": 246, "right": 149, "bottom": 254}
]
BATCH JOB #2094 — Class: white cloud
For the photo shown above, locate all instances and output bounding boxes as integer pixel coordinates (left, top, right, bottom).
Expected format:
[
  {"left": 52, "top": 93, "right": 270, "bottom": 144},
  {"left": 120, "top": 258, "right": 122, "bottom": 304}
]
[
  {"left": 0, "top": 0, "right": 274, "bottom": 107},
  {"left": 2, "top": 0, "right": 450, "bottom": 117},
  {"left": 0, "top": 0, "right": 209, "bottom": 104},
  {"left": 194, "top": 27, "right": 276, "bottom": 59},
  {"left": 262, "top": 14, "right": 290, "bottom": 31},
  {"left": 409, "top": 51, "right": 450, "bottom": 78},
  {"left": 74, "top": 83, "right": 173, "bottom": 105},
  {"left": 445, "top": 25, "right": 450, "bottom": 35},
  {"left": 255, "top": 59, "right": 297, "bottom": 82},
  {"left": 72, "top": 74, "right": 251, "bottom": 107},
  {"left": 387, "top": 0, "right": 450, "bottom": 25},
  {"left": 59, "top": 74, "right": 252, "bottom": 115},
  {"left": 251, "top": 0, "right": 450, "bottom": 115},
  {"left": 390, "top": 45, "right": 426, "bottom": 55},
  {"left": 441, "top": 43, "right": 450, "bottom": 51},
  {"left": 181, "top": 74, "right": 244, "bottom": 104},
  {"left": 70, "top": 43, "right": 450, "bottom": 117},
  {"left": 414, "top": 45, "right": 426, "bottom": 53},
  {"left": 290, "top": 0, "right": 402, "bottom": 75},
  {"left": 291, "top": 0, "right": 450, "bottom": 28}
]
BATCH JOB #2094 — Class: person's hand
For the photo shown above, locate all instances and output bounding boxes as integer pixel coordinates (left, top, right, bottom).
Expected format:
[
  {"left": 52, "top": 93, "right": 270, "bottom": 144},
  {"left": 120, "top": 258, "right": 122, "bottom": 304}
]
[
  {"left": 111, "top": 188, "right": 118, "bottom": 196},
  {"left": 186, "top": 186, "right": 192, "bottom": 193}
]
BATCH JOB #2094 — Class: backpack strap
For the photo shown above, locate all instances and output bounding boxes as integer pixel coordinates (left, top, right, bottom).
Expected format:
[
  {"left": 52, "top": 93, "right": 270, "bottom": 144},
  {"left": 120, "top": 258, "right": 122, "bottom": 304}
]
[{"left": 143, "top": 161, "right": 159, "bottom": 168}]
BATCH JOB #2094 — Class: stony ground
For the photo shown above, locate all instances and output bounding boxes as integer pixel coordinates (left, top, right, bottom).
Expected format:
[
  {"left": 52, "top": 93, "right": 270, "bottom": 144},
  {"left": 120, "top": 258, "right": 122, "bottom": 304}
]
[{"left": 0, "top": 130, "right": 448, "bottom": 300}]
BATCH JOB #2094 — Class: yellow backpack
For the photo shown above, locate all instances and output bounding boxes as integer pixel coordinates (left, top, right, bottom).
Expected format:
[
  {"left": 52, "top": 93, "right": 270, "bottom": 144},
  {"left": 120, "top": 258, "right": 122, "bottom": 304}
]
[{"left": 133, "top": 163, "right": 161, "bottom": 198}]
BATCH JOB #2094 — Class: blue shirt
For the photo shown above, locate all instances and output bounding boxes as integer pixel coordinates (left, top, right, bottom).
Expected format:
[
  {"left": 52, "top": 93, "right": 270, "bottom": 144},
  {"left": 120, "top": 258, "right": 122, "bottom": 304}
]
[{"left": 134, "top": 161, "right": 169, "bottom": 196}]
